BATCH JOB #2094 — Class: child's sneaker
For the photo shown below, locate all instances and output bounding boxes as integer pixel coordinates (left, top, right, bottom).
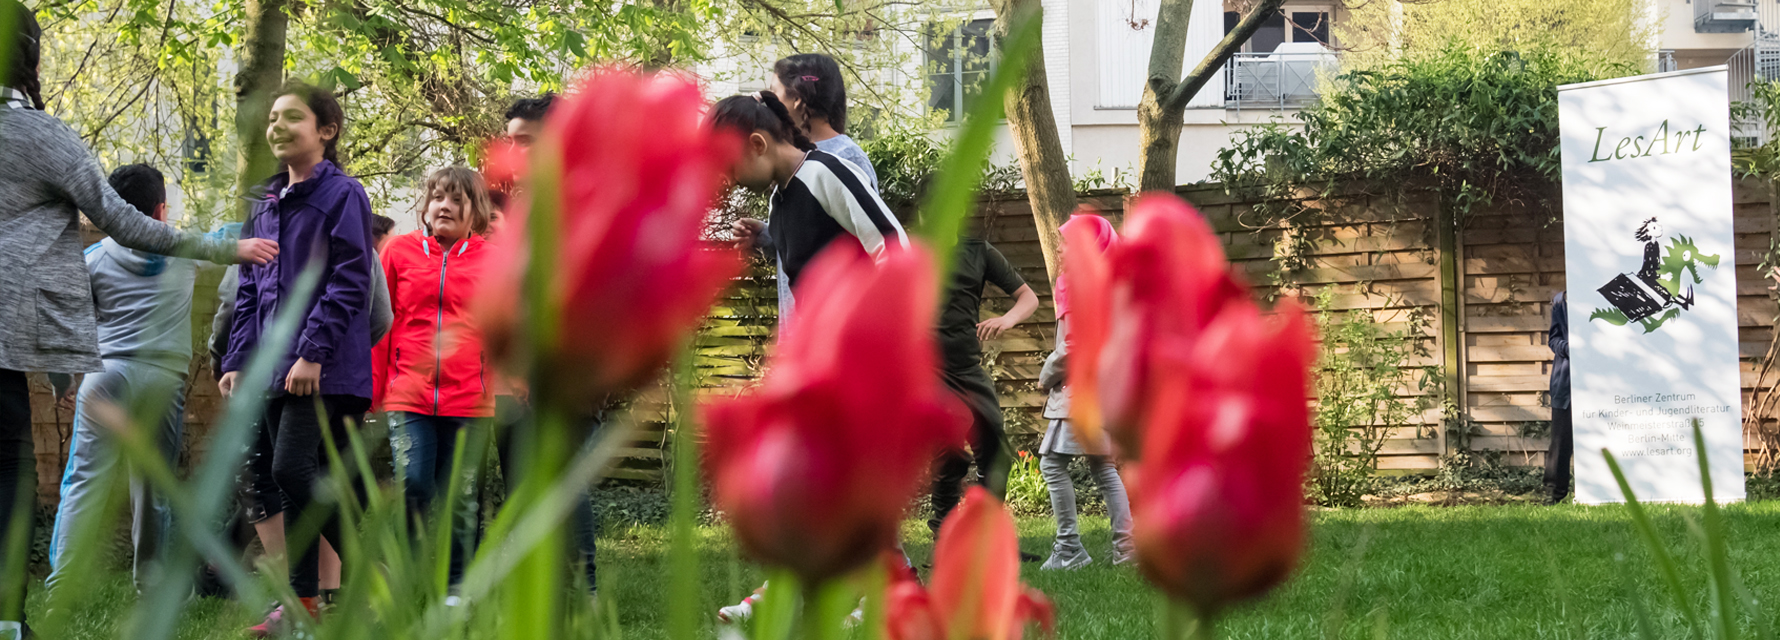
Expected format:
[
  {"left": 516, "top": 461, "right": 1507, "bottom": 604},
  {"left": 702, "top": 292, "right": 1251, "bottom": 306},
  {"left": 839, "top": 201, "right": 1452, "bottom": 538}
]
[
  {"left": 246, "top": 597, "right": 320, "bottom": 638},
  {"left": 717, "top": 590, "right": 764, "bottom": 624},
  {"left": 1040, "top": 545, "right": 1091, "bottom": 571}
]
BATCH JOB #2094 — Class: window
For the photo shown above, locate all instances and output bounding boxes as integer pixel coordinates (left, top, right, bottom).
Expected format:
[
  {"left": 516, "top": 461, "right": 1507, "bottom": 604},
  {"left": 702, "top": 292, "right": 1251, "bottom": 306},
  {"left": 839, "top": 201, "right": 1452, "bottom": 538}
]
[
  {"left": 1224, "top": 8, "right": 1331, "bottom": 53},
  {"left": 926, "top": 18, "right": 995, "bottom": 123}
]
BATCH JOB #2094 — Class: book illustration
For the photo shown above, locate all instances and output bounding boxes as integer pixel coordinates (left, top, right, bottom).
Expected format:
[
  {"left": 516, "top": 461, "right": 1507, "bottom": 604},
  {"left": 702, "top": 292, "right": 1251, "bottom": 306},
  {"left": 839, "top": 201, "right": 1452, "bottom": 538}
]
[{"left": 1590, "top": 217, "right": 1721, "bottom": 334}]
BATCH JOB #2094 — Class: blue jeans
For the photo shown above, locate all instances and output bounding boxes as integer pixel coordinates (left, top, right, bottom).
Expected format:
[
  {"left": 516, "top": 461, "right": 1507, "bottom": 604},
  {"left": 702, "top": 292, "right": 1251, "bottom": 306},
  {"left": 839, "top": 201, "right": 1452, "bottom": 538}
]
[
  {"left": 48, "top": 359, "right": 186, "bottom": 593},
  {"left": 389, "top": 412, "right": 486, "bottom": 587}
]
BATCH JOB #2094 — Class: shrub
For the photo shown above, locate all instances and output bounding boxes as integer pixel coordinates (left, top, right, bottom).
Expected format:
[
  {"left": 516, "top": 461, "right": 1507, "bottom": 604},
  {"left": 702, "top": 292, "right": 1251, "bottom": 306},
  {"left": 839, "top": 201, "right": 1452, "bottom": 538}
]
[{"left": 1308, "top": 289, "right": 1436, "bottom": 507}]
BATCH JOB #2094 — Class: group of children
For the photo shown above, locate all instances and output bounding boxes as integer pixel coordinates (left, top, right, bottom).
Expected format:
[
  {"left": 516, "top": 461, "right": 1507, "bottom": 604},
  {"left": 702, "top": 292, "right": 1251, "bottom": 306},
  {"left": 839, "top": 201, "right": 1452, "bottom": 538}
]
[{"left": 0, "top": 1, "right": 1131, "bottom": 634}]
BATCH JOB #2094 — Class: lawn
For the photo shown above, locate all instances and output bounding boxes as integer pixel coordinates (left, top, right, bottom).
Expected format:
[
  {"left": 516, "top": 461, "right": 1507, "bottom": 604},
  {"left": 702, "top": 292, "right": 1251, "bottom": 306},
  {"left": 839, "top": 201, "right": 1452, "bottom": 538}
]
[{"left": 34, "top": 501, "right": 1780, "bottom": 639}]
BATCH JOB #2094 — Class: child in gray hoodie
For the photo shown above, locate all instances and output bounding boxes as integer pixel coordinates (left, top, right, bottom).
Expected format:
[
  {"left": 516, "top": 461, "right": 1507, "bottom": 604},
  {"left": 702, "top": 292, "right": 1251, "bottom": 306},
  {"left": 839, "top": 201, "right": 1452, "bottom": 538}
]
[{"left": 46, "top": 165, "right": 221, "bottom": 593}]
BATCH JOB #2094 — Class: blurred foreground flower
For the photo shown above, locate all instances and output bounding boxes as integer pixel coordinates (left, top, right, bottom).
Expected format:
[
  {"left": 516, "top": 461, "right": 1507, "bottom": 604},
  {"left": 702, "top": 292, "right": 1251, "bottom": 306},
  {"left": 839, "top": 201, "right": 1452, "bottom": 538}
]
[
  {"left": 703, "top": 242, "right": 967, "bottom": 584},
  {"left": 886, "top": 487, "right": 1053, "bottom": 640},
  {"left": 477, "top": 69, "right": 741, "bottom": 396},
  {"left": 1055, "top": 211, "right": 1118, "bottom": 455},
  {"left": 1067, "top": 194, "right": 1315, "bottom": 620}
]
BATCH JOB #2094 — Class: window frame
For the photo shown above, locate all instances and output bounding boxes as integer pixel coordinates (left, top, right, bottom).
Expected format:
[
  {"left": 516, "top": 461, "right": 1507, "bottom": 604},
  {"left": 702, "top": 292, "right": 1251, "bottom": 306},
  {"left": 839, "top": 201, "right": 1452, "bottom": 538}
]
[{"left": 925, "top": 15, "right": 999, "bottom": 123}]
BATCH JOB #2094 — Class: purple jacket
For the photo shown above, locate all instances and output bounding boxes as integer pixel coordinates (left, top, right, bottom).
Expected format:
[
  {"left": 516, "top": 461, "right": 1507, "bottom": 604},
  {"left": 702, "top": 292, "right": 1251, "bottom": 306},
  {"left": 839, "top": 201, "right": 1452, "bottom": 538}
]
[{"left": 221, "top": 160, "right": 376, "bottom": 398}]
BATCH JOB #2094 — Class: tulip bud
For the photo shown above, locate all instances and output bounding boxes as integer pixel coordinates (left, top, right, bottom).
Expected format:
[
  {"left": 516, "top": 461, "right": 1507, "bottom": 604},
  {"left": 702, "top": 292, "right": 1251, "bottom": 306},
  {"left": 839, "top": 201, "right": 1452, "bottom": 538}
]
[
  {"left": 886, "top": 487, "right": 1054, "bottom": 640},
  {"left": 1063, "top": 193, "right": 1315, "bottom": 616},
  {"left": 703, "top": 242, "right": 968, "bottom": 584},
  {"left": 1129, "top": 300, "right": 1312, "bottom": 614},
  {"left": 475, "top": 68, "right": 742, "bottom": 398}
]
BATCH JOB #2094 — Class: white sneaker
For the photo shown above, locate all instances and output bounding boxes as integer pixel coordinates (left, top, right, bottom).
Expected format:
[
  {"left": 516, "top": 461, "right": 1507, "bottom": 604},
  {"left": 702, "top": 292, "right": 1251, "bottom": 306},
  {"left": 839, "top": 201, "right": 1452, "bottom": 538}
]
[
  {"left": 717, "top": 593, "right": 761, "bottom": 624},
  {"left": 1041, "top": 546, "right": 1092, "bottom": 571}
]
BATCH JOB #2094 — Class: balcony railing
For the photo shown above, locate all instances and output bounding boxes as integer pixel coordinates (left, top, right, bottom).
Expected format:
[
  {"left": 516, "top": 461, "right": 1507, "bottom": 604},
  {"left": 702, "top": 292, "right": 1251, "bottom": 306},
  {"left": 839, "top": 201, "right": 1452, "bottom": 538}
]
[{"left": 1224, "top": 45, "right": 1339, "bottom": 112}]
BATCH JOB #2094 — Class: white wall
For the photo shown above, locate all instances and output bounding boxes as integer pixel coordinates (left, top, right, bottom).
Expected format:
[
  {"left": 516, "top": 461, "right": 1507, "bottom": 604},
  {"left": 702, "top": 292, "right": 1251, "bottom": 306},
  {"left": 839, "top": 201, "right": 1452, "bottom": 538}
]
[{"left": 1656, "top": 0, "right": 1753, "bottom": 53}]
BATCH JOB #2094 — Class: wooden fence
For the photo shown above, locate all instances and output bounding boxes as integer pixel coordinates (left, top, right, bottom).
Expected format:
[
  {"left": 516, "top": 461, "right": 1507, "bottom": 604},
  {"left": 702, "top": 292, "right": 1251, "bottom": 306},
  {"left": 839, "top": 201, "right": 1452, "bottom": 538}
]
[{"left": 27, "top": 178, "right": 1780, "bottom": 499}]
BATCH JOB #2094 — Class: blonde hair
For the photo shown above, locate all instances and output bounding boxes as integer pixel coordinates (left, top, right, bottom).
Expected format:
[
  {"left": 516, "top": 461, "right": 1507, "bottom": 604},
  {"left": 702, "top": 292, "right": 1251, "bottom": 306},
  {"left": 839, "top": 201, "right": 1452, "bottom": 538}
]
[{"left": 416, "top": 166, "right": 495, "bottom": 237}]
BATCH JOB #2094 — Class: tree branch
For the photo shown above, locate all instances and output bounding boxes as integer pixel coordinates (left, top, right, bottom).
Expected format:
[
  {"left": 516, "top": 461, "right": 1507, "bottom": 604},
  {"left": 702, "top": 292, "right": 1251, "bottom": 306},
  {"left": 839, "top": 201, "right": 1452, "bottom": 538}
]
[{"left": 1164, "top": 0, "right": 1287, "bottom": 112}]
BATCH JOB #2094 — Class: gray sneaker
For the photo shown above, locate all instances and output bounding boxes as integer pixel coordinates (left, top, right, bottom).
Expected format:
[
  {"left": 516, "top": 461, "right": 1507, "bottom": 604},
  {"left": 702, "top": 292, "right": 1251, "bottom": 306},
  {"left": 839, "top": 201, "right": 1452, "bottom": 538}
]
[{"left": 1041, "top": 545, "right": 1091, "bottom": 571}]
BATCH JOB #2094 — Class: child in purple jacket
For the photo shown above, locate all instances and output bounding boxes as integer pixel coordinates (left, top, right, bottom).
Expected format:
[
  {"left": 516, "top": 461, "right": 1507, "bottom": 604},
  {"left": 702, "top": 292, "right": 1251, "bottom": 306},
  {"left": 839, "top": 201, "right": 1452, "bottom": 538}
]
[{"left": 218, "top": 81, "right": 375, "bottom": 636}]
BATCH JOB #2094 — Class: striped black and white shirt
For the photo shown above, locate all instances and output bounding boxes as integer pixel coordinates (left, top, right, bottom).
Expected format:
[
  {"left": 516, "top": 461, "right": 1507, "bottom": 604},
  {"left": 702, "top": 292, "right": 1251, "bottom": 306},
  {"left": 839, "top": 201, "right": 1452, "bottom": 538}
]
[{"left": 769, "top": 149, "right": 910, "bottom": 286}]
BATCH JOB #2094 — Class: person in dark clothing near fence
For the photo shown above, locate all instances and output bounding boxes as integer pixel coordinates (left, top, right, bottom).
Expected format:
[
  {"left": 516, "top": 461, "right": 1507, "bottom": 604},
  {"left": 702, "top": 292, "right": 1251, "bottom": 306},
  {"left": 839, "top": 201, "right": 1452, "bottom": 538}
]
[
  {"left": 926, "top": 224, "right": 1040, "bottom": 535},
  {"left": 1545, "top": 291, "right": 1573, "bottom": 505}
]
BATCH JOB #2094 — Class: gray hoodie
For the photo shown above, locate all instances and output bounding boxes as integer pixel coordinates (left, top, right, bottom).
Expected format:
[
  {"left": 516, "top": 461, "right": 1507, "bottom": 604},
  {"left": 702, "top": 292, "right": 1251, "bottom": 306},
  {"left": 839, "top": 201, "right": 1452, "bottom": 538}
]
[{"left": 85, "top": 238, "right": 199, "bottom": 372}]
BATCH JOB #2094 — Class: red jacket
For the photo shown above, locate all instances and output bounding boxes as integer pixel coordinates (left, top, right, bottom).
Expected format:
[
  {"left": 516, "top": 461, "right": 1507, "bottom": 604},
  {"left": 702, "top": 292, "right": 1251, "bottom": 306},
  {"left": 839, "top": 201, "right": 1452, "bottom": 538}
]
[{"left": 376, "top": 231, "right": 495, "bottom": 417}]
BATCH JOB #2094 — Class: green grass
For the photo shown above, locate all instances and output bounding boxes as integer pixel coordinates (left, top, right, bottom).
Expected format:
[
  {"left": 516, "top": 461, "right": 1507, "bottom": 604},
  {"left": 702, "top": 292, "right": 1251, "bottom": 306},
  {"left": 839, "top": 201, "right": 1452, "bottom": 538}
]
[{"left": 32, "top": 501, "right": 1780, "bottom": 639}]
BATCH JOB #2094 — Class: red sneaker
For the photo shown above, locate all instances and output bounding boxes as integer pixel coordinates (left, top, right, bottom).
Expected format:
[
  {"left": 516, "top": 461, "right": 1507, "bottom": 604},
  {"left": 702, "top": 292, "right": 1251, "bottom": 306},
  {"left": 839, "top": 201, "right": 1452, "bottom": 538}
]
[{"left": 246, "top": 597, "right": 320, "bottom": 638}]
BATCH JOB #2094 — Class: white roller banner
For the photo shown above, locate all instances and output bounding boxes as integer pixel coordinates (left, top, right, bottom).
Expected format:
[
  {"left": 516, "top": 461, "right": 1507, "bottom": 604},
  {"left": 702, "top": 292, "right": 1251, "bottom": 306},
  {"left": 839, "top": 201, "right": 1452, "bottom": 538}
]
[{"left": 1558, "top": 67, "right": 1745, "bottom": 505}]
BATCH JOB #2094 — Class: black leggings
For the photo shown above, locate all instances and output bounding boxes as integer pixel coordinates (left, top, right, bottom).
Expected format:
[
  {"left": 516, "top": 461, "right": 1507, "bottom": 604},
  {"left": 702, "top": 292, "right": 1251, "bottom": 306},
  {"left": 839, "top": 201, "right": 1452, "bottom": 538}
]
[
  {"left": 265, "top": 394, "right": 369, "bottom": 598},
  {"left": 0, "top": 370, "right": 33, "bottom": 621}
]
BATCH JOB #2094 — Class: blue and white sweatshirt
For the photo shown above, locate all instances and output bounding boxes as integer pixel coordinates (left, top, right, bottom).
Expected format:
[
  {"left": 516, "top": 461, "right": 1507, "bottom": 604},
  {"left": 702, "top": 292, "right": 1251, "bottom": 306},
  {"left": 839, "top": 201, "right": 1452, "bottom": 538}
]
[{"left": 84, "top": 237, "right": 199, "bottom": 373}]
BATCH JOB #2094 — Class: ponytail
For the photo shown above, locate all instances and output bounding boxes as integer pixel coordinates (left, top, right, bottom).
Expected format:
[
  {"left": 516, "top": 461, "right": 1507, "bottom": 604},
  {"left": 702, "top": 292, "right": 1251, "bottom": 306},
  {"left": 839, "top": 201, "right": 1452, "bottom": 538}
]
[
  {"left": 711, "top": 91, "right": 816, "bottom": 153},
  {"left": 756, "top": 91, "right": 816, "bottom": 152}
]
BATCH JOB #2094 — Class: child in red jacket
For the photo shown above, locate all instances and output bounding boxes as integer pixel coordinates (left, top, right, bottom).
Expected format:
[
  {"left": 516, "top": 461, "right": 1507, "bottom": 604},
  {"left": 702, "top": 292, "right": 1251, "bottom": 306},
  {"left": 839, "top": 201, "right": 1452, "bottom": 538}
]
[{"left": 377, "top": 167, "right": 497, "bottom": 590}]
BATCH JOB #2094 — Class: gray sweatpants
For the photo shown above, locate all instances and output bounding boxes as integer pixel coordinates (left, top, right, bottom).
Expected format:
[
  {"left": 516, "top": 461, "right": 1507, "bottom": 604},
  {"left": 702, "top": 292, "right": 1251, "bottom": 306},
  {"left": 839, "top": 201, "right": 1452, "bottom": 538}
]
[
  {"left": 47, "top": 358, "right": 186, "bottom": 593},
  {"left": 1040, "top": 452, "right": 1134, "bottom": 564}
]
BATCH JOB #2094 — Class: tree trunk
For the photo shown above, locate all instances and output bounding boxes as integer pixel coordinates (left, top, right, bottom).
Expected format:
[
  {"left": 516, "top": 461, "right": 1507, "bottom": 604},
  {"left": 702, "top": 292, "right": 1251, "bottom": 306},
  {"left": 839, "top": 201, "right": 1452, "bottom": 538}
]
[
  {"left": 1136, "top": 0, "right": 1287, "bottom": 193},
  {"left": 990, "top": 0, "right": 1077, "bottom": 284},
  {"left": 233, "top": 0, "right": 288, "bottom": 221}
]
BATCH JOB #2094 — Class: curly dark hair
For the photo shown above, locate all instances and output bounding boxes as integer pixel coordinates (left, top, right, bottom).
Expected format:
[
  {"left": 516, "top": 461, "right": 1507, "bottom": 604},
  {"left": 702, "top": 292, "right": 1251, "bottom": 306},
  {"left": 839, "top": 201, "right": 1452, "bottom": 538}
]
[{"left": 773, "top": 53, "right": 847, "bottom": 134}]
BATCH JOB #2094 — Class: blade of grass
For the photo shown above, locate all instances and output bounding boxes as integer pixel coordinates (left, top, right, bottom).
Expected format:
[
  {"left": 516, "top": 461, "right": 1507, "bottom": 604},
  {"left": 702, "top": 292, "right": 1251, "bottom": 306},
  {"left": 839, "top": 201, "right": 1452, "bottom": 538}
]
[
  {"left": 1604, "top": 446, "right": 1702, "bottom": 632},
  {"left": 125, "top": 262, "right": 322, "bottom": 640},
  {"left": 1692, "top": 419, "right": 1739, "bottom": 640},
  {"left": 914, "top": 8, "right": 1041, "bottom": 280}
]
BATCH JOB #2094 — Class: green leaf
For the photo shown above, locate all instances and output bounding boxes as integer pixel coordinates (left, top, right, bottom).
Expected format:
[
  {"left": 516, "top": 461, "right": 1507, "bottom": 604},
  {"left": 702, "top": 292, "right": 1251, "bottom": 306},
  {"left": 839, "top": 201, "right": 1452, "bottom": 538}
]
[{"left": 326, "top": 66, "right": 363, "bottom": 91}]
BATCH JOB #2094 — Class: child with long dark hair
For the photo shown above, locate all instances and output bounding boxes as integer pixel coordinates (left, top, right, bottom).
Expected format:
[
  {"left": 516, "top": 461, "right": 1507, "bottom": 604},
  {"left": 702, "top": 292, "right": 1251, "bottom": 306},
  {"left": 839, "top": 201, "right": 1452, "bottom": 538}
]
[
  {"left": 1, "top": 2, "right": 275, "bottom": 634},
  {"left": 718, "top": 91, "right": 907, "bottom": 335},
  {"left": 713, "top": 90, "right": 909, "bottom": 624},
  {"left": 377, "top": 166, "right": 497, "bottom": 593},
  {"left": 769, "top": 53, "right": 878, "bottom": 190},
  {"left": 218, "top": 81, "right": 376, "bottom": 637}
]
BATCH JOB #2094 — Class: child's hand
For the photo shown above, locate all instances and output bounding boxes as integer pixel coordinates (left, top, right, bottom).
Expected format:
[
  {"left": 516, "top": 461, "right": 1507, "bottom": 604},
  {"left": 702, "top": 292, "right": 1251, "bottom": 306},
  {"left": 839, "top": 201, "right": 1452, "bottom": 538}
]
[
  {"left": 236, "top": 239, "right": 279, "bottom": 265},
  {"left": 731, "top": 218, "right": 766, "bottom": 249},
  {"left": 218, "top": 371, "right": 238, "bottom": 398},
  {"left": 285, "top": 357, "right": 322, "bottom": 396},
  {"left": 976, "top": 316, "right": 1020, "bottom": 341}
]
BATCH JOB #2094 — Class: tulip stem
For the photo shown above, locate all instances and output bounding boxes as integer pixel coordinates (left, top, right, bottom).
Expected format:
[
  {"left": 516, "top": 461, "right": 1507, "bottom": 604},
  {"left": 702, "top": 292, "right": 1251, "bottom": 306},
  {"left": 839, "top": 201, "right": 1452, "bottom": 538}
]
[
  {"left": 1163, "top": 602, "right": 1216, "bottom": 640},
  {"left": 801, "top": 580, "right": 851, "bottom": 640},
  {"left": 667, "top": 354, "right": 700, "bottom": 640}
]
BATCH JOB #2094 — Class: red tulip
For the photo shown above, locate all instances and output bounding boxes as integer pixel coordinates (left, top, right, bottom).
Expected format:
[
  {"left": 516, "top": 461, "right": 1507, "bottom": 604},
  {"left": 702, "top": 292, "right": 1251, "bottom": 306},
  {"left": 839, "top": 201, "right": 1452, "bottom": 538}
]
[
  {"left": 1068, "top": 194, "right": 1246, "bottom": 459},
  {"left": 885, "top": 487, "right": 1053, "bottom": 640},
  {"left": 1058, "top": 211, "right": 1116, "bottom": 455},
  {"left": 476, "top": 69, "right": 741, "bottom": 395},
  {"left": 1070, "top": 193, "right": 1315, "bottom": 615},
  {"left": 703, "top": 242, "right": 968, "bottom": 584}
]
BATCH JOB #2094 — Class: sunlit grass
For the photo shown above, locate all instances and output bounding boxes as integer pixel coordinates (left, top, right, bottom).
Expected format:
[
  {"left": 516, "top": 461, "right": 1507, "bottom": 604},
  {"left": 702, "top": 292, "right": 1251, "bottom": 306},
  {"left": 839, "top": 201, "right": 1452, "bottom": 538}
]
[{"left": 30, "top": 501, "right": 1780, "bottom": 639}]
